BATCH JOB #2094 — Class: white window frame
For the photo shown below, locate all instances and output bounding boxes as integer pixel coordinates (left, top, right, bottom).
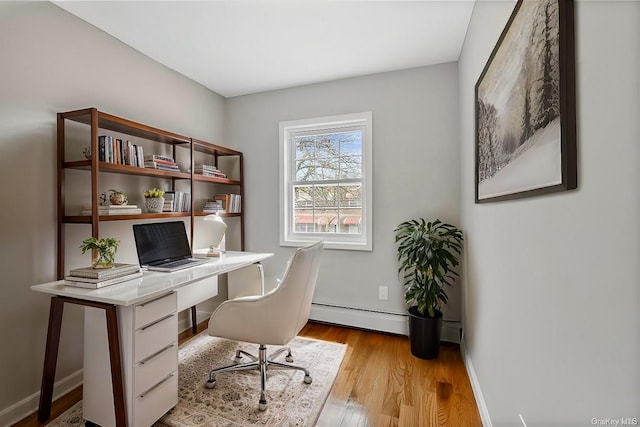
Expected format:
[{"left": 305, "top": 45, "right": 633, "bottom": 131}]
[{"left": 279, "top": 112, "right": 372, "bottom": 251}]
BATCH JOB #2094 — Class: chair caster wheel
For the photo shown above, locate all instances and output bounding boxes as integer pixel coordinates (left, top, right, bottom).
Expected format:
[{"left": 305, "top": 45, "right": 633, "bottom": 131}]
[
  {"left": 285, "top": 355, "right": 294, "bottom": 363},
  {"left": 259, "top": 401, "right": 267, "bottom": 411},
  {"left": 205, "top": 378, "right": 216, "bottom": 389},
  {"left": 304, "top": 375, "right": 312, "bottom": 384}
]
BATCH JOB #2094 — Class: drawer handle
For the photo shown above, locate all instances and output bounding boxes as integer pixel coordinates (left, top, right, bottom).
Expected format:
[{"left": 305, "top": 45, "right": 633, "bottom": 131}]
[
  {"left": 139, "top": 373, "right": 174, "bottom": 399},
  {"left": 138, "top": 292, "right": 174, "bottom": 308},
  {"left": 139, "top": 343, "right": 175, "bottom": 365},
  {"left": 139, "top": 313, "right": 174, "bottom": 331}
]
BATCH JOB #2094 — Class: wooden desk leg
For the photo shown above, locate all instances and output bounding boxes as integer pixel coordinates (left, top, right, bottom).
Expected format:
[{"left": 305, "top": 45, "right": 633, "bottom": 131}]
[
  {"left": 105, "top": 304, "right": 127, "bottom": 427},
  {"left": 37, "top": 297, "right": 128, "bottom": 426},
  {"left": 37, "top": 297, "right": 64, "bottom": 423}
]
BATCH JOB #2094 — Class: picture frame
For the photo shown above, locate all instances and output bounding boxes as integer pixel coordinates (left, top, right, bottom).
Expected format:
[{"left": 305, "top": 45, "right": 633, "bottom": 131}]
[{"left": 475, "top": 0, "right": 577, "bottom": 203}]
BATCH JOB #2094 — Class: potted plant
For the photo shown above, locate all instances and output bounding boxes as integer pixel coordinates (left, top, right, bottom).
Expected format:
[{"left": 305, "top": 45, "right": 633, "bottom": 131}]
[
  {"left": 143, "top": 188, "right": 165, "bottom": 213},
  {"left": 108, "top": 189, "right": 128, "bottom": 205},
  {"left": 80, "top": 236, "right": 120, "bottom": 269},
  {"left": 394, "top": 218, "right": 463, "bottom": 359}
]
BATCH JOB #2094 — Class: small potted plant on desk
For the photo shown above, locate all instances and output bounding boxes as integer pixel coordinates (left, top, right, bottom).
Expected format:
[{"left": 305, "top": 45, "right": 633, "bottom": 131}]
[
  {"left": 80, "top": 236, "right": 120, "bottom": 269},
  {"left": 394, "top": 218, "right": 463, "bottom": 359},
  {"left": 143, "top": 188, "right": 165, "bottom": 213}
]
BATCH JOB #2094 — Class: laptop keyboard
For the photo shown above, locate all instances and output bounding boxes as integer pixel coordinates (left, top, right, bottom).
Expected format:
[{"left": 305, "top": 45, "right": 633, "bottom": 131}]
[{"left": 157, "top": 259, "right": 195, "bottom": 268}]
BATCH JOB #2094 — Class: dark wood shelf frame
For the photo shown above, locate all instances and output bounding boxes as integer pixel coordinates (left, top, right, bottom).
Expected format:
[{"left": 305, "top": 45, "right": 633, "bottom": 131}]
[{"left": 57, "top": 107, "right": 245, "bottom": 279}]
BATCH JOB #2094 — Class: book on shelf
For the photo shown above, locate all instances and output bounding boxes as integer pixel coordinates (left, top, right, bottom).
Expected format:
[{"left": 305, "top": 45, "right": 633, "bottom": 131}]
[
  {"left": 144, "top": 161, "right": 181, "bottom": 172},
  {"left": 214, "top": 194, "right": 241, "bottom": 213},
  {"left": 68, "top": 263, "right": 140, "bottom": 280},
  {"left": 144, "top": 154, "right": 175, "bottom": 163},
  {"left": 84, "top": 204, "right": 139, "bottom": 209},
  {"left": 81, "top": 205, "right": 142, "bottom": 215},
  {"left": 64, "top": 271, "right": 143, "bottom": 289},
  {"left": 203, "top": 200, "right": 224, "bottom": 213},
  {"left": 98, "top": 135, "right": 144, "bottom": 168},
  {"left": 160, "top": 191, "right": 191, "bottom": 212},
  {"left": 194, "top": 164, "right": 227, "bottom": 179}
]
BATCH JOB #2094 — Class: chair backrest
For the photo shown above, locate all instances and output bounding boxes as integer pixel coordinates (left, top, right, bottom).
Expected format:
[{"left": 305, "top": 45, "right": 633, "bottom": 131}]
[
  {"left": 208, "top": 241, "right": 323, "bottom": 345},
  {"left": 275, "top": 241, "right": 324, "bottom": 336}
]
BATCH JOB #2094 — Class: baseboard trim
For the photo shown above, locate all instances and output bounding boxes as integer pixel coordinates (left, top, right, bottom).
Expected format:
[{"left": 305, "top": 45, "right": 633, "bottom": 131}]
[
  {"left": 460, "top": 337, "right": 492, "bottom": 427},
  {"left": 0, "top": 369, "right": 82, "bottom": 427},
  {"left": 310, "top": 303, "right": 461, "bottom": 343}
]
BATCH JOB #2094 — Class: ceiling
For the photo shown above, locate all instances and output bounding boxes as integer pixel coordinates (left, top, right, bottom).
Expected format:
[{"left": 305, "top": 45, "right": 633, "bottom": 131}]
[{"left": 54, "top": 1, "right": 476, "bottom": 98}]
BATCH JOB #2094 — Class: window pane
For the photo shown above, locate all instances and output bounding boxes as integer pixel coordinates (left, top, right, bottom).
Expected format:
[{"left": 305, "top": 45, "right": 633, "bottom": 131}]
[
  {"left": 313, "top": 185, "right": 337, "bottom": 208},
  {"left": 295, "top": 158, "right": 315, "bottom": 181},
  {"left": 339, "top": 155, "right": 362, "bottom": 179},
  {"left": 340, "top": 132, "right": 362, "bottom": 155},
  {"left": 315, "top": 134, "right": 339, "bottom": 159},
  {"left": 291, "top": 183, "right": 362, "bottom": 236},
  {"left": 314, "top": 157, "right": 339, "bottom": 180},
  {"left": 295, "top": 137, "right": 314, "bottom": 160}
]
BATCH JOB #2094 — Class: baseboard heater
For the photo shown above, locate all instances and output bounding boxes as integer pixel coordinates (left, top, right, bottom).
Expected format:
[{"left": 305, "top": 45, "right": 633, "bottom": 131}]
[{"left": 309, "top": 302, "right": 461, "bottom": 343}]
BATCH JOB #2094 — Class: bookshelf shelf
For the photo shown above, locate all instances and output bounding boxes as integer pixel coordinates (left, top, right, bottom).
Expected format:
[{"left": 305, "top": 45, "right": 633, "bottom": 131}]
[{"left": 57, "top": 107, "right": 244, "bottom": 279}]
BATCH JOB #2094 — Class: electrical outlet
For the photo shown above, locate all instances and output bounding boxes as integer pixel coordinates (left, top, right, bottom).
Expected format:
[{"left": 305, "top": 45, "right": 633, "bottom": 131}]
[{"left": 378, "top": 286, "right": 388, "bottom": 300}]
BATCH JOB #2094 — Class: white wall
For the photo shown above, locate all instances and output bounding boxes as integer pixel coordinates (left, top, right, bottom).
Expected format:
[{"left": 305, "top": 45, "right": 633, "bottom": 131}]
[
  {"left": 225, "top": 64, "right": 461, "bottom": 332},
  {"left": 0, "top": 2, "right": 226, "bottom": 424},
  {"left": 459, "top": 1, "right": 640, "bottom": 425}
]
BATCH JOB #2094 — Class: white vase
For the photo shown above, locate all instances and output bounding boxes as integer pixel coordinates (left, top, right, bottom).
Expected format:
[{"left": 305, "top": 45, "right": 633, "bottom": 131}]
[{"left": 145, "top": 197, "right": 164, "bottom": 213}]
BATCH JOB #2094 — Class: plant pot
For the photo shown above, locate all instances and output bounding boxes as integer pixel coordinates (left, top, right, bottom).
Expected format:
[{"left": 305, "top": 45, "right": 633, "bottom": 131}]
[
  {"left": 92, "top": 251, "right": 115, "bottom": 269},
  {"left": 145, "top": 197, "right": 164, "bottom": 213},
  {"left": 110, "top": 193, "right": 127, "bottom": 205},
  {"left": 408, "top": 307, "right": 443, "bottom": 360}
]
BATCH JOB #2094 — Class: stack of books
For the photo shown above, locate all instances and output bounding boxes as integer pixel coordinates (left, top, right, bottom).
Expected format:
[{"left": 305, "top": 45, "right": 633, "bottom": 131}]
[
  {"left": 193, "top": 164, "right": 227, "bottom": 179},
  {"left": 64, "top": 263, "right": 142, "bottom": 289},
  {"left": 144, "top": 154, "right": 180, "bottom": 172},
  {"left": 203, "top": 199, "right": 225, "bottom": 213},
  {"left": 81, "top": 205, "right": 142, "bottom": 216}
]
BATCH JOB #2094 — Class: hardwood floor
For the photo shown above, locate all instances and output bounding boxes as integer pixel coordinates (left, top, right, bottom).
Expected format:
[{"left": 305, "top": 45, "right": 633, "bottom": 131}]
[
  {"left": 14, "top": 321, "right": 481, "bottom": 427},
  {"left": 302, "top": 322, "right": 482, "bottom": 427}
]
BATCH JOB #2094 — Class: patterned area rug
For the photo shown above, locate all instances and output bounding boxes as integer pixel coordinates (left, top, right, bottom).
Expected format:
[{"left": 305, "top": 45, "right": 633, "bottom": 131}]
[{"left": 48, "top": 333, "right": 346, "bottom": 426}]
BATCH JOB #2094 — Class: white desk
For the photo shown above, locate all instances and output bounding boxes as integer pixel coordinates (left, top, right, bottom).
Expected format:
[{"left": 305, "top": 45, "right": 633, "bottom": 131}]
[{"left": 32, "top": 251, "right": 272, "bottom": 427}]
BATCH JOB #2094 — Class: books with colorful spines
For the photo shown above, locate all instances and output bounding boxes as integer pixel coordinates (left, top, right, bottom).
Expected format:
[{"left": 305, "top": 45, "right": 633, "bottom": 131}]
[
  {"left": 64, "top": 271, "right": 143, "bottom": 289},
  {"left": 68, "top": 263, "right": 140, "bottom": 280}
]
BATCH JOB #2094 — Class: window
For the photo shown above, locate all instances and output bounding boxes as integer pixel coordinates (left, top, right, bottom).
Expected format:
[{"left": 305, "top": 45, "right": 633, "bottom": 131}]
[{"left": 279, "top": 112, "right": 372, "bottom": 251}]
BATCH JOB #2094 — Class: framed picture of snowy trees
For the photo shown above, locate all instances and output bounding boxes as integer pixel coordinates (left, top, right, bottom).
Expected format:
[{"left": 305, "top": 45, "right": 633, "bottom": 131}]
[{"left": 475, "top": 0, "right": 577, "bottom": 203}]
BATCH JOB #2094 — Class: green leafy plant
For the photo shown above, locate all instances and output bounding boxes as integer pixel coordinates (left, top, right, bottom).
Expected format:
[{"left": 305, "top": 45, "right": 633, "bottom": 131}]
[
  {"left": 143, "top": 188, "right": 165, "bottom": 198},
  {"left": 394, "top": 219, "right": 463, "bottom": 318},
  {"left": 80, "top": 236, "right": 120, "bottom": 268}
]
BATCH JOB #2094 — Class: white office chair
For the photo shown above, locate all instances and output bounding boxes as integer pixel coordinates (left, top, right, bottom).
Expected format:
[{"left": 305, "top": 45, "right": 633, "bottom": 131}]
[{"left": 205, "top": 241, "right": 324, "bottom": 411}]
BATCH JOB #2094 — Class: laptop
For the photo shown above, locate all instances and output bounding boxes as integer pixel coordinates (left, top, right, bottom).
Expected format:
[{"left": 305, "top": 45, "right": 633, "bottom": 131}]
[{"left": 132, "top": 221, "right": 210, "bottom": 272}]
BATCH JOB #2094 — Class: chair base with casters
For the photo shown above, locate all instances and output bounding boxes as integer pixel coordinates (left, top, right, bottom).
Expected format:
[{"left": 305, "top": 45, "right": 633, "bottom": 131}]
[{"left": 205, "top": 344, "right": 312, "bottom": 411}]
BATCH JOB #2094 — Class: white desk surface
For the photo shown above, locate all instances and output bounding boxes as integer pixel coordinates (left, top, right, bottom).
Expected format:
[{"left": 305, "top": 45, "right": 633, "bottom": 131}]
[{"left": 31, "top": 251, "right": 273, "bottom": 306}]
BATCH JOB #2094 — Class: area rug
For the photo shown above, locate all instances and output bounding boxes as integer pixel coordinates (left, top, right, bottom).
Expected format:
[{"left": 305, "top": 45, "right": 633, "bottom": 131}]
[{"left": 48, "top": 333, "right": 347, "bottom": 426}]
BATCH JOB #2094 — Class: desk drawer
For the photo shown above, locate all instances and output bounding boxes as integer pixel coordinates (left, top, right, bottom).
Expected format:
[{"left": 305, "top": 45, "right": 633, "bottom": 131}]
[
  {"left": 135, "top": 372, "right": 178, "bottom": 427},
  {"left": 135, "top": 342, "right": 177, "bottom": 395},
  {"left": 135, "top": 292, "right": 176, "bottom": 329},
  {"left": 135, "top": 313, "right": 176, "bottom": 363}
]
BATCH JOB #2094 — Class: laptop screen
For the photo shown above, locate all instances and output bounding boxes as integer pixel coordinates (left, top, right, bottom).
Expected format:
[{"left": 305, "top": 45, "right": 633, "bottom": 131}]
[{"left": 133, "top": 221, "right": 192, "bottom": 266}]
